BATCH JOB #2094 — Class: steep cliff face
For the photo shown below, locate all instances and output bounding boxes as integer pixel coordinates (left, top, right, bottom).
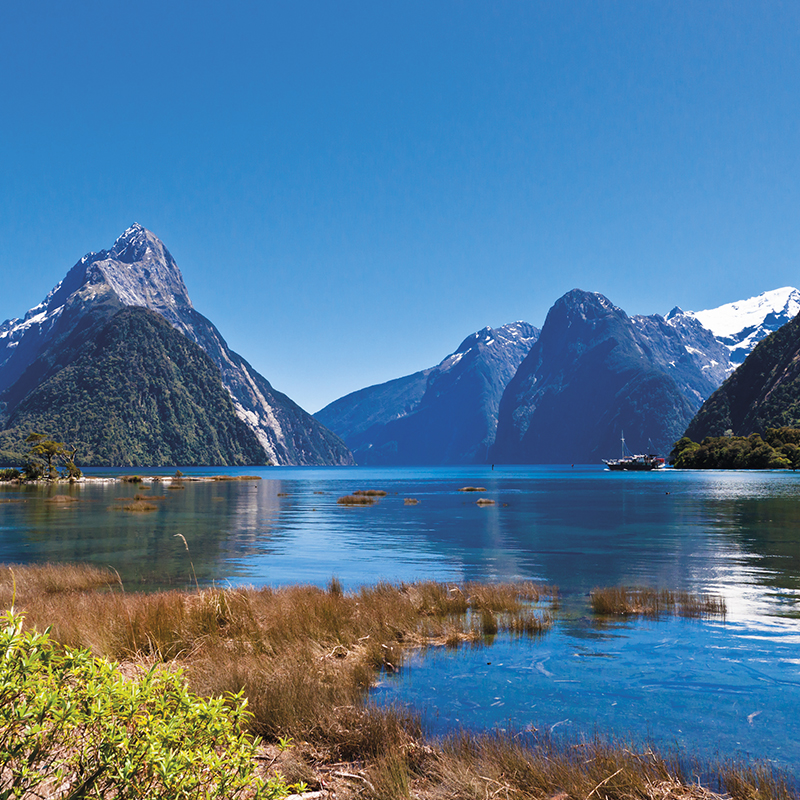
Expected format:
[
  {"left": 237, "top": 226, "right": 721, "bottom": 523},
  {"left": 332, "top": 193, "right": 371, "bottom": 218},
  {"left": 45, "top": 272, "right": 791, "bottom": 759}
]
[
  {"left": 0, "top": 308, "right": 268, "bottom": 467},
  {"left": 316, "top": 322, "right": 539, "bottom": 464},
  {"left": 0, "top": 224, "right": 353, "bottom": 466},
  {"left": 685, "top": 311, "right": 800, "bottom": 441},
  {"left": 491, "top": 291, "right": 698, "bottom": 464}
]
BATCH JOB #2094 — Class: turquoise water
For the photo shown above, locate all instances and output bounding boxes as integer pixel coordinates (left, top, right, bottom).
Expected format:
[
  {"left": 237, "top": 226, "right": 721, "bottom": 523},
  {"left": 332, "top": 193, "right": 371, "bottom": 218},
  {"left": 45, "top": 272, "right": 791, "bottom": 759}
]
[{"left": 2, "top": 465, "right": 800, "bottom": 773}]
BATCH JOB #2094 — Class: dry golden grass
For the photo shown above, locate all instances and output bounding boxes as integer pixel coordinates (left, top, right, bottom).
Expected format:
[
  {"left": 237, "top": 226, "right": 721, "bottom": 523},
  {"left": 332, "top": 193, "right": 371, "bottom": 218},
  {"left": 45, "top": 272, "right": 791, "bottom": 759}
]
[
  {"left": 0, "top": 562, "right": 119, "bottom": 607},
  {"left": 476, "top": 498, "right": 495, "bottom": 505},
  {"left": 590, "top": 587, "right": 727, "bottom": 619},
  {"left": 0, "top": 566, "right": 784, "bottom": 800},
  {"left": 168, "top": 483, "right": 185, "bottom": 490},
  {"left": 404, "top": 498, "right": 419, "bottom": 505},
  {"left": 353, "top": 489, "right": 388, "bottom": 497},
  {"left": 120, "top": 499, "right": 159, "bottom": 512},
  {"left": 338, "top": 494, "right": 377, "bottom": 505},
  {"left": 413, "top": 732, "right": 793, "bottom": 800},
  {"left": 45, "top": 494, "right": 79, "bottom": 504},
  {"left": 210, "top": 475, "right": 262, "bottom": 481},
  {"left": 2, "top": 570, "right": 554, "bottom": 757},
  {"left": 459, "top": 486, "right": 486, "bottom": 492}
]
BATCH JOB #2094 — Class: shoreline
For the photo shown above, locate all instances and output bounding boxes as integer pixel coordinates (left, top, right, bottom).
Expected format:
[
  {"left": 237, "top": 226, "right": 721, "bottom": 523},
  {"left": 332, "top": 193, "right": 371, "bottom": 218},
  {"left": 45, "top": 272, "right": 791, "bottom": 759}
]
[{"left": 1, "top": 564, "right": 790, "bottom": 799}]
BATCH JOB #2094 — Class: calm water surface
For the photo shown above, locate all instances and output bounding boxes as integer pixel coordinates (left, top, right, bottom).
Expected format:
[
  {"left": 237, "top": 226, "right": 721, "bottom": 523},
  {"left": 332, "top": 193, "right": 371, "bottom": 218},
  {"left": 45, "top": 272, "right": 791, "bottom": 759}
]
[{"left": 2, "top": 465, "right": 799, "bottom": 773}]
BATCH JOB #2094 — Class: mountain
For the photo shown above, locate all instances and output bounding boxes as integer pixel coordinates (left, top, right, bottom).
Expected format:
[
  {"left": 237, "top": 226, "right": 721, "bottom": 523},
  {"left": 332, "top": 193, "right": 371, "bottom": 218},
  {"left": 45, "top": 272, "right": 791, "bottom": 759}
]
[
  {"left": 490, "top": 290, "right": 709, "bottom": 464},
  {"left": 684, "top": 287, "right": 800, "bottom": 366},
  {"left": 0, "top": 224, "right": 353, "bottom": 466},
  {"left": 0, "top": 308, "right": 267, "bottom": 466},
  {"left": 632, "top": 309, "right": 732, "bottom": 406},
  {"left": 685, "top": 310, "right": 800, "bottom": 441},
  {"left": 315, "top": 322, "right": 539, "bottom": 464}
]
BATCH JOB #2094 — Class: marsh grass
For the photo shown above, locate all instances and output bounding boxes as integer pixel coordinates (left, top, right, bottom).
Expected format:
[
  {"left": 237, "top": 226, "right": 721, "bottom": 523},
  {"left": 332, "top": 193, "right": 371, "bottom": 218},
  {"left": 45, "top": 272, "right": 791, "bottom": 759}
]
[
  {"left": 418, "top": 732, "right": 793, "bottom": 800},
  {"left": 476, "top": 498, "right": 495, "bottom": 505},
  {"left": 211, "top": 475, "right": 262, "bottom": 481},
  {"left": 45, "top": 494, "right": 79, "bottom": 504},
  {"left": 2, "top": 568, "right": 780, "bottom": 800},
  {"left": 404, "top": 498, "right": 419, "bottom": 505},
  {"left": 2, "top": 572, "right": 553, "bottom": 756},
  {"left": 338, "top": 494, "right": 377, "bottom": 505},
  {"left": 353, "top": 489, "right": 388, "bottom": 497},
  {"left": 590, "top": 587, "right": 727, "bottom": 619},
  {"left": 459, "top": 486, "right": 486, "bottom": 492},
  {"left": 0, "top": 562, "right": 118, "bottom": 607},
  {"left": 120, "top": 499, "right": 159, "bottom": 512}
]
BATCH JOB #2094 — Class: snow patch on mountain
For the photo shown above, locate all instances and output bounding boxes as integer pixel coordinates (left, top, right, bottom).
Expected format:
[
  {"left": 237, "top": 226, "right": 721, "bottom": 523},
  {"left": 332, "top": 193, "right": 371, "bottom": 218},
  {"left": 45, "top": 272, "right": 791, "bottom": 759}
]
[{"left": 686, "top": 287, "right": 800, "bottom": 364}]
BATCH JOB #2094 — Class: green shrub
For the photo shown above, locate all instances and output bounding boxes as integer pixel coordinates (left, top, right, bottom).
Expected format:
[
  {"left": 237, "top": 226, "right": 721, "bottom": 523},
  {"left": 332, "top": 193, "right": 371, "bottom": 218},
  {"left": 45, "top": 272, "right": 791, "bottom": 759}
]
[
  {"left": 21, "top": 462, "right": 43, "bottom": 481},
  {"left": 0, "top": 609, "right": 291, "bottom": 799},
  {"left": 0, "top": 468, "right": 20, "bottom": 482}
]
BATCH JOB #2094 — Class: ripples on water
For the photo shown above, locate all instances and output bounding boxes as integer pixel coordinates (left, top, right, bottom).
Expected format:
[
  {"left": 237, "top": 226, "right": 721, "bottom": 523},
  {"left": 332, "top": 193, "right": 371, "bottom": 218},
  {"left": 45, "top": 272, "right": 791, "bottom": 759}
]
[{"left": 2, "top": 465, "right": 799, "bottom": 773}]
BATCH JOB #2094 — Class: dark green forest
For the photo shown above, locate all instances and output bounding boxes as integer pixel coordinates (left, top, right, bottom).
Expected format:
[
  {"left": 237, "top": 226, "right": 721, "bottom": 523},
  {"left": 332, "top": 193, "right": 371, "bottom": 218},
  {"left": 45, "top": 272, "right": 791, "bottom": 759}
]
[
  {"left": 671, "top": 427, "right": 800, "bottom": 470},
  {"left": 0, "top": 308, "right": 267, "bottom": 467}
]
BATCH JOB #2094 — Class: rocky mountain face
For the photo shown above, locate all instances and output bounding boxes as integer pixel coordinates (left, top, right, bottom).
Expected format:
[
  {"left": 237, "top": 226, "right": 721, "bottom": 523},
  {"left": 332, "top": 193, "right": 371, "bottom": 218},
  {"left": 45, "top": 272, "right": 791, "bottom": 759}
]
[
  {"left": 684, "top": 286, "right": 800, "bottom": 366},
  {"left": 316, "top": 322, "right": 539, "bottom": 464},
  {"left": 0, "top": 308, "right": 267, "bottom": 466},
  {"left": 685, "top": 311, "right": 800, "bottom": 441},
  {"left": 0, "top": 224, "right": 353, "bottom": 466},
  {"left": 490, "top": 290, "right": 712, "bottom": 464},
  {"left": 317, "top": 284, "right": 800, "bottom": 466}
]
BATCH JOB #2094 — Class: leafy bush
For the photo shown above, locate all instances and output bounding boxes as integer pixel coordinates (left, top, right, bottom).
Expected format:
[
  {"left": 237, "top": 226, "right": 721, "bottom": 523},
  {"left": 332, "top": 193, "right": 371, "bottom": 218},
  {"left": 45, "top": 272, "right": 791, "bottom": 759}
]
[
  {"left": 21, "top": 461, "right": 43, "bottom": 481},
  {"left": 0, "top": 468, "right": 20, "bottom": 482},
  {"left": 0, "top": 609, "right": 290, "bottom": 799}
]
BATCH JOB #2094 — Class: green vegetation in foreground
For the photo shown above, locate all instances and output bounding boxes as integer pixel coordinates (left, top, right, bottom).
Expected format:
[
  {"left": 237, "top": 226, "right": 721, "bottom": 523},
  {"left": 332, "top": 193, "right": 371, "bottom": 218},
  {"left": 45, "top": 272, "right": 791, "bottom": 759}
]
[
  {"left": 0, "top": 609, "right": 291, "bottom": 799},
  {"left": 671, "top": 427, "right": 800, "bottom": 469},
  {"left": 0, "top": 307, "right": 268, "bottom": 467},
  {"left": 0, "top": 564, "right": 792, "bottom": 800}
]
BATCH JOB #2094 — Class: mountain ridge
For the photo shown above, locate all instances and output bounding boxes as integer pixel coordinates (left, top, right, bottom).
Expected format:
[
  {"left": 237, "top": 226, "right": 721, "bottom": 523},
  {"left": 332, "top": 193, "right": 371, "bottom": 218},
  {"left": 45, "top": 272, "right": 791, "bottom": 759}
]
[
  {"left": 0, "top": 307, "right": 268, "bottom": 467},
  {"left": 490, "top": 289, "right": 708, "bottom": 463},
  {"left": 0, "top": 224, "right": 353, "bottom": 466},
  {"left": 684, "top": 309, "right": 800, "bottom": 441},
  {"left": 316, "top": 321, "right": 539, "bottom": 464}
]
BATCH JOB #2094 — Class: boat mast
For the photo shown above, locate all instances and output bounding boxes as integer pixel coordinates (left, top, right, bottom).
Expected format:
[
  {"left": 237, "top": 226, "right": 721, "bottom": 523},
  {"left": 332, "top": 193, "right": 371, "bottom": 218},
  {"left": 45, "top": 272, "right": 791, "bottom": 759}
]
[{"left": 620, "top": 430, "right": 625, "bottom": 459}]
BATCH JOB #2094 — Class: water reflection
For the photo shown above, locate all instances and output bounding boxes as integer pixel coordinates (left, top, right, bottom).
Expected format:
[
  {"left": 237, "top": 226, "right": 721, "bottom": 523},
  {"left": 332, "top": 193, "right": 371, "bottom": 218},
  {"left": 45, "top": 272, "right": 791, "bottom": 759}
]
[{"left": 2, "top": 466, "right": 800, "bottom": 622}]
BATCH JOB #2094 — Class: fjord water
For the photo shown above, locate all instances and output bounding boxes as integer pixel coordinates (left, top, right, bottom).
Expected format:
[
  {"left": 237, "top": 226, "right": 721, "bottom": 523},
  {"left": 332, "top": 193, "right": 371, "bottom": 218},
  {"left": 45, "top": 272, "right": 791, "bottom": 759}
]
[{"left": 2, "top": 465, "right": 800, "bottom": 773}]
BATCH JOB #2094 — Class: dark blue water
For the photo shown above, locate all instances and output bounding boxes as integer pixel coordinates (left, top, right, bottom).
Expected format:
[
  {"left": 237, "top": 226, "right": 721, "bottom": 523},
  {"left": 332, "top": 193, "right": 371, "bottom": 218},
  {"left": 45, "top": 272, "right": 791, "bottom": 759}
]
[{"left": 2, "top": 465, "right": 799, "bottom": 772}]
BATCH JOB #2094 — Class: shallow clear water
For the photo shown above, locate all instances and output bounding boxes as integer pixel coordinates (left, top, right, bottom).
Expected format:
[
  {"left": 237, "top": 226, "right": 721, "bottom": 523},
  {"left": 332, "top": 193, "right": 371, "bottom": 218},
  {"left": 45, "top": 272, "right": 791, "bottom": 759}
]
[{"left": 2, "top": 465, "right": 800, "bottom": 772}]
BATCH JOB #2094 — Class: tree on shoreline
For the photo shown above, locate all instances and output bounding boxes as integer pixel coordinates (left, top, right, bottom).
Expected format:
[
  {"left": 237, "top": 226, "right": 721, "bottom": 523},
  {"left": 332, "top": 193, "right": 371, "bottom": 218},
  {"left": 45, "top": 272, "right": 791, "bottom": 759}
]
[{"left": 24, "top": 433, "right": 81, "bottom": 480}]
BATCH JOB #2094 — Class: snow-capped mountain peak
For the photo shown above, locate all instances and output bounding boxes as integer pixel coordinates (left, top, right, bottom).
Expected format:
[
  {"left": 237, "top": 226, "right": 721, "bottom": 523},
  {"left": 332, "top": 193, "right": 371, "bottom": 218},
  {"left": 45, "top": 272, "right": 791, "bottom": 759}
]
[
  {"left": 686, "top": 286, "right": 800, "bottom": 364},
  {"left": 0, "top": 225, "right": 354, "bottom": 466}
]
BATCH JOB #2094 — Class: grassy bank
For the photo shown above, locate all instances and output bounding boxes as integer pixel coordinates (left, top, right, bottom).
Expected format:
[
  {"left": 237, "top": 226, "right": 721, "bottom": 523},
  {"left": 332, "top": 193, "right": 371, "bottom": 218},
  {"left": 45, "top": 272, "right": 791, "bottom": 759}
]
[{"left": 0, "top": 564, "right": 791, "bottom": 800}]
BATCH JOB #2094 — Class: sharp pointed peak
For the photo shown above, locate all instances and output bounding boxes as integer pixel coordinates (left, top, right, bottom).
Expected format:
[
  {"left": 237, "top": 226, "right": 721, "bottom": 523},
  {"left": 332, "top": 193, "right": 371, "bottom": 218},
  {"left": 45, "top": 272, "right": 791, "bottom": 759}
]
[{"left": 109, "top": 222, "right": 167, "bottom": 264}]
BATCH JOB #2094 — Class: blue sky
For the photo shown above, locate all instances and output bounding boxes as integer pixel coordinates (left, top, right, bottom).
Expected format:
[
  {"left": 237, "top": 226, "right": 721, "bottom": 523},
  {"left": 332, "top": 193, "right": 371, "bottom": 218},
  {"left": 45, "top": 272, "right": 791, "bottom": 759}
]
[{"left": 2, "top": 2, "right": 799, "bottom": 412}]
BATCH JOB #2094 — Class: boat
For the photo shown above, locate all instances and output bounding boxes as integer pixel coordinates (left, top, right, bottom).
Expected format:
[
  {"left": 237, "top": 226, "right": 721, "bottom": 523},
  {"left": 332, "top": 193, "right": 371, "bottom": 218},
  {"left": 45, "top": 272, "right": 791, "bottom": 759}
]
[{"left": 603, "top": 432, "right": 665, "bottom": 471}]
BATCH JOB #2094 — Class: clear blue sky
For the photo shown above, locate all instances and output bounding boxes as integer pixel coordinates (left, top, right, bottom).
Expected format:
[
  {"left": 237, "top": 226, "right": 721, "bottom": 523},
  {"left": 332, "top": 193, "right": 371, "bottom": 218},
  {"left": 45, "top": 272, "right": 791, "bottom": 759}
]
[{"left": 2, "top": 1, "right": 799, "bottom": 412}]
